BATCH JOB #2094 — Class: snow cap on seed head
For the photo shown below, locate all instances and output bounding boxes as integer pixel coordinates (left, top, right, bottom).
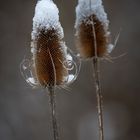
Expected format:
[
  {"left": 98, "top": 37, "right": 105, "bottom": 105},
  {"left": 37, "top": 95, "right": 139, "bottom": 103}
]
[
  {"left": 32, "top": 0, "right": 64, "bottom": 40},
  {"left": 75, "top": 0, "right": 109, "bottom": 32}
]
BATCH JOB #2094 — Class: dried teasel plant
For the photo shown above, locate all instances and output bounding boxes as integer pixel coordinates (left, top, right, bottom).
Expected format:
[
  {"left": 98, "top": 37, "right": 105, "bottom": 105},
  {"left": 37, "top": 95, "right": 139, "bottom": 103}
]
[
  {"left": 20, "top": 0, "right": 80, "bottom": 140},
  {"left": 75, "top": 0, "right": 117, "bottom": 140}
]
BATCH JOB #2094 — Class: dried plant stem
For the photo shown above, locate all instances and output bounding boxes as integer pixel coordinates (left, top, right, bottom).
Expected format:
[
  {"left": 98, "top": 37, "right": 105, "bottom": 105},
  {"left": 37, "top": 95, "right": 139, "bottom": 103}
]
[
  {"left": 93, "top": 58, "right": 104, "bottom": 140},
  {"left": 48, "top": 86, "right": 59, "bottom": 140},
  {"left": 92, "top": 22, "right": 104, "bottom": 140},
  {"left": 89, "top": 1, "right": 104, "bottom": 139}
]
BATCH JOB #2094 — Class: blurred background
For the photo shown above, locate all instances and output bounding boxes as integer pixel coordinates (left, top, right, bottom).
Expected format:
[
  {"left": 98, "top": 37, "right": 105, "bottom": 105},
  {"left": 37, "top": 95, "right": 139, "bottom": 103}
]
[{"left": 0, "top": 0, "right": 140, "bottom": 140}]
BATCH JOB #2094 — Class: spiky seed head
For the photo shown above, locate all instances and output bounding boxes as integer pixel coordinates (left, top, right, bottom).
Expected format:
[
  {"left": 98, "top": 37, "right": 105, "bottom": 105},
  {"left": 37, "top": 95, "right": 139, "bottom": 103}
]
[{"left": 75, "top": 0, "right": 114, "bottom": 59}]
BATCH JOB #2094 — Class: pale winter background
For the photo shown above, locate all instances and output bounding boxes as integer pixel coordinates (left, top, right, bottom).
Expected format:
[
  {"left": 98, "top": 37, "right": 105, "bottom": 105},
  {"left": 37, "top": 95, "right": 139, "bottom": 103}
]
[{"left": 0, "top": 0, "right": 140, "bottom": 140}]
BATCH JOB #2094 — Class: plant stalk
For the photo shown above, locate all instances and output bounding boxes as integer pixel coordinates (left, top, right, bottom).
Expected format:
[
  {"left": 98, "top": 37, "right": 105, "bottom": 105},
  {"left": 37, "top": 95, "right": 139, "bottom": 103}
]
[
  {"left": 89, "top": 0, "right": 104, "bottom": 139},
  {"left": 93, "top": 58, "right": 104, "bottom": 140},
  {"left": 48, "top": 86, "right": 59, "bottom": 140}
]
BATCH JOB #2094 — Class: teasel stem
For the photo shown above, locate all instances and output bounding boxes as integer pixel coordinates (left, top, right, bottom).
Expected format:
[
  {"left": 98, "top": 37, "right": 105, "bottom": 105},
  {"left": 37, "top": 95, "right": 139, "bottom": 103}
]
[
  {"left": 48, "top": 86, "right": 59, "bottom": 140},
  {"left": 89, "top": 1, "right": 104, "bottom": 140},
  {"left": 93, "top": 58, "right": 104, "bottom": 140}
]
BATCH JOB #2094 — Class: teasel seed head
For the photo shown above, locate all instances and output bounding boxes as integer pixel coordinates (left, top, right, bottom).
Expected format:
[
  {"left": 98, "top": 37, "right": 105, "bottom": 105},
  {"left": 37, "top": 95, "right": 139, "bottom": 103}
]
[
  {"left": 21, "top": 0, "right": 80, "bottom": 88},
  {"left": 75, "top": 0, "right": 115, "bottom": 59}
]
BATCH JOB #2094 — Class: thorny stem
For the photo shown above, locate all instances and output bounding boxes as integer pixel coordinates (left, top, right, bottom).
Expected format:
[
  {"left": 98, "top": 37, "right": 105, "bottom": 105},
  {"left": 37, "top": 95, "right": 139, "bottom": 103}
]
[
  {"left": 48, "top": 86, "right": 59, "bottom": 140},
  {"left": 89, "top": 0, "right": 104, "bottom": 140}
]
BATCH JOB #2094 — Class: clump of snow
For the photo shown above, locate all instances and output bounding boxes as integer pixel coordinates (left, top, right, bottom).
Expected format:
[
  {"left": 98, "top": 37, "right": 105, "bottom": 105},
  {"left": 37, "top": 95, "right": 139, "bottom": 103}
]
[
  {"left": 75, "top": 0, "right": 109, "bottom": 28},
  {"left": 107, "top": 44, "right": 115, "bottom": 53},
  {"left": 32, "top": 0, "right": 64, "bottom": 40},
  {"left": 26, "top": 77, "right": 38, "bottom": 86},
  {"left": 67, "top": 74, "right": 75, "bottom": 83},
  {"left": 31, "top": 46, "right": 37, "bottom": 54},
  {"left": 66, "top": 54, "right": 73, "bottom": 61}
]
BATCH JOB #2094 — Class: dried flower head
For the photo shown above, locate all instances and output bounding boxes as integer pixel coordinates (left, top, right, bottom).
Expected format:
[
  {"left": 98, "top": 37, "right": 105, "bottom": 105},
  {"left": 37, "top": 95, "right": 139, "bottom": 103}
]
[
  {"left": 75, "top": 0, "right": 115, "bottom": 59},
  {"left": 21, "top": 0, "right": 80, "bottom": 88}
]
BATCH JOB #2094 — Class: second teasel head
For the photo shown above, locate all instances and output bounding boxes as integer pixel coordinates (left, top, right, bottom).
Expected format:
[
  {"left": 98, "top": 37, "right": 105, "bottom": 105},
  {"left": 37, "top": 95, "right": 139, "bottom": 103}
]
[{"left": 75, "top": 0, "right": 115, "bottom": 59}]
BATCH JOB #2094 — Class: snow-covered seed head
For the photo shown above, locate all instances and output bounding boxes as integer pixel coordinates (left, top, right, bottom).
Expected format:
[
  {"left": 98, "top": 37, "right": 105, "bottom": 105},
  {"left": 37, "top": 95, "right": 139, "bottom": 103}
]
[
  {"left": 75, "top": 0, "right": 114, "bottom": 59},
  {"left": 21, "top": 0, "right": 80, "bottom": 88}
]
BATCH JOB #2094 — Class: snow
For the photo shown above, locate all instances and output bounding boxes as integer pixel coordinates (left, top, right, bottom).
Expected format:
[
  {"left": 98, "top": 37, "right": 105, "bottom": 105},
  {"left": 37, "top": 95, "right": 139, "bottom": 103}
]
[
  {"left": 75, "top": 0, "right": 109, "bottom": 28},
  {"left": 31, "top": 46, "right": 37, "bottom": 54},
  {"left": 67, "top": 74, "right": 75, "bottom": 83},
  {"left": 32, "top": 0, "right": 64, "bottom": 40},
  {"left": 26, "top": 77, "right": 38, "bottom": 86},
  {"left": 107, "top": 44, "right": 115, "bottom": 53},
  {"left": 66, "top": 54, "right": 73, "bottom": 61}
]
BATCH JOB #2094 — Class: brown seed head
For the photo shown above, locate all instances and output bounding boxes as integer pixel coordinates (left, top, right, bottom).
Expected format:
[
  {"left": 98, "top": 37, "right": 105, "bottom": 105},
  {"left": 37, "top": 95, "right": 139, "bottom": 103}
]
[
  {"left": 32, "top": 28, "right": 68, "bottom": 87},
  {"left": 75, "top": 14, "right": 111, "bottom": 59}
]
